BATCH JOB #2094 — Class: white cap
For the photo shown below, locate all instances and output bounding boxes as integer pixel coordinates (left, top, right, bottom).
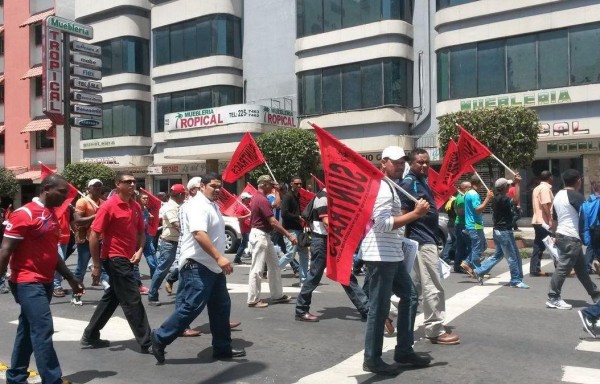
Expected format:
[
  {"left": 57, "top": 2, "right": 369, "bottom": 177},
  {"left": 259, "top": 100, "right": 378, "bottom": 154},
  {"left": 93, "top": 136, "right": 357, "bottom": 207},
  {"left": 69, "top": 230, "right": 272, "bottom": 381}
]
[
  {"left": 240, "top": 192, "right": 252, "bottom": 199},
  {"left": 87, "top": 178, "right": 103, "bottom": 187},
  {"left": 494, "top": 178, "right": 513, "bottom": 189},
  {"left": 187, "top": 177, "right": 202, "bottom": 190},
  {"left": 381, "top": 146, "right": 408, "bottom": 161}
]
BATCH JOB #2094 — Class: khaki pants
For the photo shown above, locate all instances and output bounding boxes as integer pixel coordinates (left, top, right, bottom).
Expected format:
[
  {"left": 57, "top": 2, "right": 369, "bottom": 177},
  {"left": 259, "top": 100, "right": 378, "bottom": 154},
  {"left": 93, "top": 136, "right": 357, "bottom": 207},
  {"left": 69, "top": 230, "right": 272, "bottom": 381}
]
[
  {"left": 412, "top": 243, "right": 446, "bottom": 338},
  {"left": 247, "top": 228, "right": 284, "bottom": 304}
]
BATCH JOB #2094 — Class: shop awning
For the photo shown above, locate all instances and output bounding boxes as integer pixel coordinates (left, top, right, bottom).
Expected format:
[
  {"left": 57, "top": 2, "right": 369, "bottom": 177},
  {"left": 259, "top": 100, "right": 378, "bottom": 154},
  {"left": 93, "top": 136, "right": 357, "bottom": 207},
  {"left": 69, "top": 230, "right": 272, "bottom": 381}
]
[
  {"left": 20, "top": 66, "right": 42, "bottom": 80},
  {"left": 16, "top": 170, "right": 42, "bottom": 181},
  {"left": 21, "top": 118, "right": 53, "bottom": 133},
  {"left": 19, "top": 9, "right": 54, "bottom": 28},
  {"left": 0, "top": 25, "right": 5, "bottom": 34},
  {"left": 0, "top": 125, "right": 5, "bottom": 134},
  {"left": 0, "top": 74, "right": 5, "bottom": 83}
]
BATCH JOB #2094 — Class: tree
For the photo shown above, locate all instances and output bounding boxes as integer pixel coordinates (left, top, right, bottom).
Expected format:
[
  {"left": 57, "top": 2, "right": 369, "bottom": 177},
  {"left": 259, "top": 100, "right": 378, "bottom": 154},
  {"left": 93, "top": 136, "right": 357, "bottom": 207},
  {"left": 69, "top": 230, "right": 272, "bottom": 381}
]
[
  {"left": 438, "top": 106, "right": 539, "bottom": 180},
  {"left": 0, "top": 167, "right": 19, "bottom": 199},
  {"left": 247, "top": 128, "right": 320, "bottom": 184},
  {"left": 61, "top": 162, "right": 116, "bottom": 192}
]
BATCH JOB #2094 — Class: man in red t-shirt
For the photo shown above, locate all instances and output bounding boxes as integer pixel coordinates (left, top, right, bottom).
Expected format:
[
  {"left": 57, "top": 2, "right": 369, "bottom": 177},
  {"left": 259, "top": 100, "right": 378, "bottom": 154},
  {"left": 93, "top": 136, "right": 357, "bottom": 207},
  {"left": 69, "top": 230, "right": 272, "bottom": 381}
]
[
  {"left": 80, "top": 171, "right": 152, "bottom": 353},
  {"left": 0, "top": 174, "right": 84, "bottom": 384},
  {"left": 233, "top": 192, "right": 252, "bottom": 264}
]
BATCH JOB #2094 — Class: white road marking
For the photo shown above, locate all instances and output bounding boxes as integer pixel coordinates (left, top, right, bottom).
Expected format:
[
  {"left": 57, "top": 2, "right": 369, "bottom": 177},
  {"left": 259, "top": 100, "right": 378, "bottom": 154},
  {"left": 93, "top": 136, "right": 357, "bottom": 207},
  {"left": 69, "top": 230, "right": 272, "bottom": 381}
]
[
  {"left": 562, "top": 366, "right": 600, "bottom": 383},
  {"left": 296, "top": 260, "right": 551, "bottom": 384},
  {"left": 575, "top": 340, "right": 600, "bottom": 353},
  {"left": 9, "top": 316, "right": 134, "bottom": 342}
]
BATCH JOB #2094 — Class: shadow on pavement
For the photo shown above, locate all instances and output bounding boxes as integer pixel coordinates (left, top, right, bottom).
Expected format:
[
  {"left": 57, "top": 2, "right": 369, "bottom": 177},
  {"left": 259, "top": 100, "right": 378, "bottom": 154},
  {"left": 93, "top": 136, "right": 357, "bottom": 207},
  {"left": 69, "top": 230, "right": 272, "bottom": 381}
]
[
  {"left": 316, "top": 306, "right": 364, "bottom": 321},
  {"left": 195, "top": 361, "right": 267, "bottom": 383},
  {"left": 65, "top": 369, "right": 117, "bottom": 383}
]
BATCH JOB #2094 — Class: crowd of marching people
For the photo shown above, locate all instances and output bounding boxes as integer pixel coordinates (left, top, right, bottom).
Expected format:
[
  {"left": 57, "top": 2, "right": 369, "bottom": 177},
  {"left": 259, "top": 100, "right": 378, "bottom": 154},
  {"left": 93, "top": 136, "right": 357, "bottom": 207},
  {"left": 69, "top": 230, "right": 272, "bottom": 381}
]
[{"left": 2, "top": 127, "right": 600, "bottom": 382}]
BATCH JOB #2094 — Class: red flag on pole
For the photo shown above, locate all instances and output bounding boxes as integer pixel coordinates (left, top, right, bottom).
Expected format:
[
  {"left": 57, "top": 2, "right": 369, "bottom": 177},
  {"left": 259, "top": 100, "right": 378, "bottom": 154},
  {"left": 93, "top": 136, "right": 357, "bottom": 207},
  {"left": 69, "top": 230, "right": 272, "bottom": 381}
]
[
  {"left": 310, "top": 122, "right": 384, "bottom": 286},
  {"left": 216, "top": 187, "right": 239, "bottom": 216},
  {"left": 436, "top": 140, "right": 476, "bottom": 189},
  {"left": 40, "top": 164, "right": 79, "bottom": 217},
  {"left": 139, "top": 188, "right": 162, "bottom": 236},
  {"left": 311, "top": 173, "right": 325, "bottom": 190},
  {"left": 242, "top": 183, "right": 258, "bottom": 197},
  {"left": 299, "top": 188, "right": 315, "bottom": 212},
  {"left": 428, "top": 168, "right": 458, "bottom": 209},
  {"left": 222, "top": 133, "right": 266, "bottom": 183},
  {"left": 457, "top": 125, "right": 492, "bottom": 173}
]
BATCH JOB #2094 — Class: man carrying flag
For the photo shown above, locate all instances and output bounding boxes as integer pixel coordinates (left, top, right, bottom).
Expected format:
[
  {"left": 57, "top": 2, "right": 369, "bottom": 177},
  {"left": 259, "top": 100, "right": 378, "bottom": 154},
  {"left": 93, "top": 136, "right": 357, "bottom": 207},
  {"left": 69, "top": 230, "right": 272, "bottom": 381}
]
[
  {"left": 361, "top": 146, "right": 431, "bottom": 375},
  {"left": 400, "top": 149, "right": 460, "bottom": 346},
  {"left": 222, "top": 133, "right": 266, "bottom": 184}
]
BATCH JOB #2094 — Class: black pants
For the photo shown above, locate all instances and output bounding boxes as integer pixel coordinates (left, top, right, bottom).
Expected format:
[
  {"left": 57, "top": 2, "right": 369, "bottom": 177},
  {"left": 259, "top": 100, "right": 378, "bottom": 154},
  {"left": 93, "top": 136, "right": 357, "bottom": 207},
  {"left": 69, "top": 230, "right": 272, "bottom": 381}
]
[
  {"left": 83, "top": 257, "right": 151, "bottom": 349},
  {"left": 531, "top": 224, "right": 551, "bottom": 274}
]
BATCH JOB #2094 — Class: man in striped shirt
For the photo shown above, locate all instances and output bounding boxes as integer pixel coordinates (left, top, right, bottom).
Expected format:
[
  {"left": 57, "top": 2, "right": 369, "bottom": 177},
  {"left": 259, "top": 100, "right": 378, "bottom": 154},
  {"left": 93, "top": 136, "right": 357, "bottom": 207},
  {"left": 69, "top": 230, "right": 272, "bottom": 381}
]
[{"left": 361, "top": 146, "right": 430, "bottom": 376}]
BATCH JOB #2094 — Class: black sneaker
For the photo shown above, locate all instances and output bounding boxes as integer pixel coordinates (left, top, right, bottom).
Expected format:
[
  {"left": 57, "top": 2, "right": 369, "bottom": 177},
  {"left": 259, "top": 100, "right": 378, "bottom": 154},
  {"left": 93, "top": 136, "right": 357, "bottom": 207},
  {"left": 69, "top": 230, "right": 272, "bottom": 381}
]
[
  {"left": 394, "top": 352, "right": 431, "bottom": 367},
  {"left": 363, "top": 361, "right": 399, "bottom": 376},
  {"left": 151, "top": 330, "right": 165, "bottom": 364},
  {"left": 80, "top": 335, "right": 110, "bottom": 348},
  {"left": 148, "top": 300, "right": 161, "bottom": 307}
]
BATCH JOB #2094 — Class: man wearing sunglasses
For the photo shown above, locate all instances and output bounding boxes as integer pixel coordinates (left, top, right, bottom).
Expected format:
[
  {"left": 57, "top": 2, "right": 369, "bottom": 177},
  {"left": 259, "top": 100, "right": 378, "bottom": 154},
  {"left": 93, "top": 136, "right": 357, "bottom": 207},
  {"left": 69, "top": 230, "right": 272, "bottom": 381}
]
[
  {"left": 80, "top": 171, "right": 152, "bottom": 354},
  {"left": 278, "top": 176, "right": 309, "bottom": 282}
]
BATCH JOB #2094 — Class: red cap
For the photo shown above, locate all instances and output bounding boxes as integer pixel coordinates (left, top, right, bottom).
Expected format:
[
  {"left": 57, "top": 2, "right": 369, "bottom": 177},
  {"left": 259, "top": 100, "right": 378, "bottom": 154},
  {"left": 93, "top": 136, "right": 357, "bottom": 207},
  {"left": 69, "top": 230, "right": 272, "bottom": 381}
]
[{"left": 170, "top": 184, "right": 186, "bottom": 194}]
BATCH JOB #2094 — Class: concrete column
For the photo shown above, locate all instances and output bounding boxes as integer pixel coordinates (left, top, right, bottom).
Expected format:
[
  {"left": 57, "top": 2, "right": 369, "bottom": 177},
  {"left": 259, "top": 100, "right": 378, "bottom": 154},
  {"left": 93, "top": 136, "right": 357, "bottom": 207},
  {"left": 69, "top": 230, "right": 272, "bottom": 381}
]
[{"left": 583, "top": 154, "right": 600, "bottom": 197}]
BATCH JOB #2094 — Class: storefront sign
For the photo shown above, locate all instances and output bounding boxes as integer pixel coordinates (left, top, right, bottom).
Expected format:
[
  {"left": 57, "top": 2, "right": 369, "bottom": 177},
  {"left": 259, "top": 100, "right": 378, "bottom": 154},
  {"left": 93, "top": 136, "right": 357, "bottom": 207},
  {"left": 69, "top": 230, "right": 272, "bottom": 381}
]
[
  {"left": 164, "top": 104, "right": 296, "bottom": 132},
  {"left": 72, "top": 78, "right": 102, "bottom": 92},
  {"left": 538, "top": 120, "right": 589, "bottom": 139},
  {"left": 82, "top": 157, "right": 118, "bottom": 165},
  {"left": 42, "top": 19, "right": 64, "bottom": 124},
  {"left": 82, "top": 139, "right": 116, "bottom": 149},
  {"left": 460, "top": 90, "right": 572, "bottom": 111},
  {"left": 71, "top": 41, "right": 101, "bottom": 56},
  {"left": 47, "top": 16, "right": 93, "bottom": 39},
  {"left": 72, "top": 52, "right": 102, "bottom": 69},
  {"left": 547, "top": 141, "right": 600, "bottom": 153}
]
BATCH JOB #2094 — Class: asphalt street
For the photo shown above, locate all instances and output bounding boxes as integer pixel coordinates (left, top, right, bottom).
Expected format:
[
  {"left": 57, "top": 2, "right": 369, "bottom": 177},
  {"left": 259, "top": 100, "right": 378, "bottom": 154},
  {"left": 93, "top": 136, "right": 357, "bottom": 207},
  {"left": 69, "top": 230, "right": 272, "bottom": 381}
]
[{"left": 1, "top": 253, "right": 599, "bottom": 384}]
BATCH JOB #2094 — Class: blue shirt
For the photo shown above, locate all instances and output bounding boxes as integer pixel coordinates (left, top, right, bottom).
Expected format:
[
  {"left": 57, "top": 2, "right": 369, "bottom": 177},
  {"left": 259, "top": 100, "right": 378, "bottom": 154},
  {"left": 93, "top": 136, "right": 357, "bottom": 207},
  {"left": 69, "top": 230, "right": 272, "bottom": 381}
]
[
  {"left": 465, "top": 190, "right": 483, "bottom": 230},
  {"left": 399, "top": 171, "right": 439, "bottom": 245}
]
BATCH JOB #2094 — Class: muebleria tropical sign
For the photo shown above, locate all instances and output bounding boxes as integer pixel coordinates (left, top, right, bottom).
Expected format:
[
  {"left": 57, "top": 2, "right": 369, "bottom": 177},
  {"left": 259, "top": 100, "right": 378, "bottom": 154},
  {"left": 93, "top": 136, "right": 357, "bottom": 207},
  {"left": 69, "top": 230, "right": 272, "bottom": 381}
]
[
  {"left": 164, "top": 104, "right": 296, "bottom": 131},
  {"left": 460, "top": 89, "right": 571, "bottom": 111}
]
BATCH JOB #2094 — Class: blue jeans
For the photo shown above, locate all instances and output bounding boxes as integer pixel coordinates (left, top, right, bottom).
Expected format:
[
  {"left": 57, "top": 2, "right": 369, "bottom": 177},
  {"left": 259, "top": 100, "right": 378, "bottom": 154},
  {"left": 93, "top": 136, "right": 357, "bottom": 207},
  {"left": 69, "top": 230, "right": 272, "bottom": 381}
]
[
  {"left": 296, "top": 235, "right": 368, "bottom": 317},
  {"left": 53, "top": 243, "right": 68, "bottom": 289},
  {"left": 143, "top": 233, "right": 157, "bottom": 278},
  {"left": 442, "top": 225, "right": 456, "bottom": 262},
  {"left": 149, "top": 239, "right": 178, "bottom": 301},
  {"left": 474, "top": 229, "right": 523, "bottom": 285},
  {"left": 582, "top": 300, "right": 600, "bottom": 321},
  {"left": 75, "top": 241, "right": 108, "bottom": 284},
  {"left": 7, "top": 282, "right": 62, "bottom": 384},
  {"left": 364, "top": 260, "right": 418, "bottom": 364},
  {"left": 234, "top": 233, "right": 249, "bottom": 262},
  {"left": 153, "top": 260, "right": 232, "bottom": 355},
  {"left": 278, "top": 229, "right": 309, "bottom": 281},
  {"left": 454, "top": 223, "right": 471, "bottom": 268},
  {"left": 466, "top": 229, "right": 486, "bottom": 268}
]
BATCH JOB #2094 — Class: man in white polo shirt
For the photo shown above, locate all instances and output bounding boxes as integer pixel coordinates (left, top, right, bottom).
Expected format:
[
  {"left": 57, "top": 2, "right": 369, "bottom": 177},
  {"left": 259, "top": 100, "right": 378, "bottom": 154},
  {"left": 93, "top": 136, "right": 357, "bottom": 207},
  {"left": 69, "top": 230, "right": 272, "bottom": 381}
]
[{"left": 150, "top": 173, "right": 245, "bottom": 364}]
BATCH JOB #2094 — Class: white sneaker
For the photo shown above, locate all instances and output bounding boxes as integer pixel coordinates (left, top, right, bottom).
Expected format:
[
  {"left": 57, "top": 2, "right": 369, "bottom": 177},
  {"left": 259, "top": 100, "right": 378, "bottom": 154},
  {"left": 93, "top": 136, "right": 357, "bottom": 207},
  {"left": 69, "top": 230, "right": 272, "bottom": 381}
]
[
  {"left": 546, "top": 298, "right": 572, "bottom": 310},
  {"left": 71, "top": 296, "right": 83, "bottom": 306},
  {"left": 578, "top": 310, "right": 597, "bottom": 338}
]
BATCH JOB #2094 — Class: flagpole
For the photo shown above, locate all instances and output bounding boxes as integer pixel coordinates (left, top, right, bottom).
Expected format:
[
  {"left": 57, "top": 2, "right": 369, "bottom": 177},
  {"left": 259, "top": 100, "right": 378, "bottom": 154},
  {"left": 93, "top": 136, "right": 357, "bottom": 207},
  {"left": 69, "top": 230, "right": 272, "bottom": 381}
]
[
  {"left": 384, "top": 176, "right": 419, "bottom": 203},
  {"left": 39, "top": 161, "right": 98, "bottom": 209},
  {"left": 263, "top": 161, "right": 278, "bottom": 185},
  {"left": 490, "top": 154, "right": 517, "bottom": 176},
  {"left": 473, "top": 171, "right": 490, "bottom": 192}
]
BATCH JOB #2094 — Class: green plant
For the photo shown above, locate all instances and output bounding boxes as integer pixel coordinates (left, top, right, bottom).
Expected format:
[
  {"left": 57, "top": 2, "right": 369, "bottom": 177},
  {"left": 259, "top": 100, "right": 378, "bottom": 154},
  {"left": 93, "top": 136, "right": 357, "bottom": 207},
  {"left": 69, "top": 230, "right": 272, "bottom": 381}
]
[
  {"left": 247, "top": 128, "right": 320, "bottom": 184},
  {"left": 438, "top": 106, "right": 539, "bottom": 180},
  {"left": 0, "top": 167, "right": 19, "bottom": 198},
  {"left": 61, "top": 162, "right": 116, "bottom": 192}
]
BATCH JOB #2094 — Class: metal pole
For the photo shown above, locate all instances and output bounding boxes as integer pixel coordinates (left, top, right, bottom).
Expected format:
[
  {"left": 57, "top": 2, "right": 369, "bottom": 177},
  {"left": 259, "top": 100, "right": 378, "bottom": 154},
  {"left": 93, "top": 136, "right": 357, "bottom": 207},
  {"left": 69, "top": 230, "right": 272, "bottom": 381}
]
[{"left": 62, "top": 32, "right": 71, "bottom": 167}]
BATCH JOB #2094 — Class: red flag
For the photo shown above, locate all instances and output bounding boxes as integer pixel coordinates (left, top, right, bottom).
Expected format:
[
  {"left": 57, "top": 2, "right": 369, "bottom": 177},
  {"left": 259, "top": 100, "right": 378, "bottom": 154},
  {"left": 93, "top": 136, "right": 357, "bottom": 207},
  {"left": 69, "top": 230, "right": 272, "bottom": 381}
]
[
  {"left": 242, "top": 183, "right": 258, "bottom": 197},
  {"left": 436, "top": 140, "right": 476, "bottom": 189},
  {"left": 311, "top": 123, "right": 384, "bottom": 286},
  {"left": 222, "top": 133, "right": 266, "bottom": 183},
  {"left": 311, "top": 173, "right": 325, "bottom": 190},
  {"left": 299, "top": 188, "right": 315, "bottom": 212},
  {"left": 40, "top": 164, "right": 79, "bottom": 217},
  {"left": 457, "top": 125, "right": 492, "bottom": 173},
  {"left": 428, "top": 168, "right": 458, "bottom": 210},
  {"left": 216, "top": 187, "right": 239, "bottom": 216},
  {"left": 140, "top": 188, "right": 162, "bottom": 236}
]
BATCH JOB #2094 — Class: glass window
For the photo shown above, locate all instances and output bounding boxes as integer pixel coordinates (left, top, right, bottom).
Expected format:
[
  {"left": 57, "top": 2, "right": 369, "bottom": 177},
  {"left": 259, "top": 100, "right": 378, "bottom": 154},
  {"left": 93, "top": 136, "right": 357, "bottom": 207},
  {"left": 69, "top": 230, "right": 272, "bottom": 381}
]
[
  {"left": 538, "top": 29, "right": 568, "bottom": 89},
  {"left": 361, "top": 0, "right": 381, "bottom": 25},
  {"left": 303, "top": 0, "right": 323, "bottom": 36},
  {"left": 506, "top": 35, "right": 537, "bottom": 92},
  {"left": 302, "top": 70, "right": 322, "bottom": 115},
  {"left": 437, "top": 50, "right": 450, "bottom": 101},
  {"left": 156, "top": 94, "right": 171, "bottom": 133},
  {"left": 34, "top": 23, "right": 42, "bottom": 45},
  {"left": 154, "top": 27, "right": 170, "bottom": 66},
  {"left": 35, "top": 130, "right": 53, "bottom": 149},
  {"left": 570, "top": 24, "right": 600, "bottom": 85},
  {"left": 437, "top": 0, "right": 478, "bottom": 11},
  {"left": 384, "top": 59, "right": 410, "bottom": 106},
  {"left": 183, "top": 20, "right": 198, "bottom": 61},
  {"left": 383, "top": 0, "right": 412, "bottom": 20},
  {"left": 342, "top": 64, "right": 361, "bottom": 110},
  {"left": 323, "top": 0, "right": 342, "bottom": 33},
  {"left": 449, "top": 45, "right": 476, "bottom": 99},
  {"left": 322, "top": 67, "right": 341, "bottom": 113},
  {"left": 342, "top": 0, "right": 362, "bottom": 29},
  {"left": 35, "top": 77, "right": 43, "bottom": 97},
  {"left": 171, "top": 92, "right": 186, "bottom": 115},
  {"left": 111, "top": 39, "right": 123, "bottom": 74},
  {"left": 0, "top": 135, "right": 4, "bottom": 153},
  {"left": 102, "top": 105, "right": 113, "bottom": 138},
  {"left": 0, "top": 36, "right": 4, "bottom": 55},
  {"left": 170, "top": 23, "right": 184, "bottom": 63},
  {"left": 112, "top": 103, "right": 124, "bottom": 137},
  {"left": 196, "top": 20, "right": 212, "bottom": 57},
  {"left": 477, "top": 40, "right": 506, "bottom": 96},
  {"left": 212, "top": 16, "right": 227, "bottom": 55},
  {"left": 198, "top": 89, "right": 212, "bottom": 109},
  {"left": 101, "top": 40, "right": 112, "bottom": 76},
  {"left": 124, "top": 102, "right": 137, "bottom": 136},
  {"left": 362, "top": 61, "right": 383, "bottom": 108}
]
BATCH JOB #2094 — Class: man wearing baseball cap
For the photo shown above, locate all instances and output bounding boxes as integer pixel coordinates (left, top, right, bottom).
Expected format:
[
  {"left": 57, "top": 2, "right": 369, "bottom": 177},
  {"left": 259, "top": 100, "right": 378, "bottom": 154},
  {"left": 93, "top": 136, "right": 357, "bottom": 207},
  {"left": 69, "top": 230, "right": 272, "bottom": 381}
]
[
  {"left": 148, "top": 184, "right": 186, "bottom": 306},
  {"left": 234, "top": 192, "right": 253, "bottom": 265}
]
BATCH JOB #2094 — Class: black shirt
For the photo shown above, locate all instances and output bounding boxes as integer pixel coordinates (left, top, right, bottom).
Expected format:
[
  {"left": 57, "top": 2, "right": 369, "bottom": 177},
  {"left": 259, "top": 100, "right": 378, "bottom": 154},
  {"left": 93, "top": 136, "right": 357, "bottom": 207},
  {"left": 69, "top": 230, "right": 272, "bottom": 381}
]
[
  {"left": 492, "top": 194, "right": 513, "bottom": 231},
  {"left": 399, "top": 171, "right": 439, "bottom": 245},
  {"left": 281, "top": 191, "right": 302, "bottom": 230}
]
